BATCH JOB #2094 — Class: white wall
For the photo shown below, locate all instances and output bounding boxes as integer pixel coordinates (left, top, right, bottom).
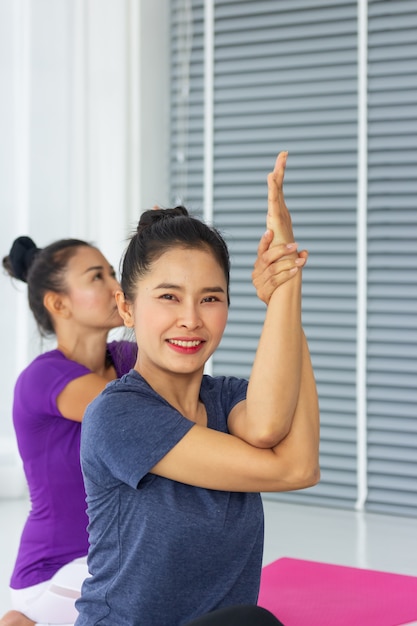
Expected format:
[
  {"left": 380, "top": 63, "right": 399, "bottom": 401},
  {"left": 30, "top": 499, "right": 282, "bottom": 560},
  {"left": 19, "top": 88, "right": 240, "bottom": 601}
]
[{"left": 0, "top": 0, "right": 170, "bottom": 497}]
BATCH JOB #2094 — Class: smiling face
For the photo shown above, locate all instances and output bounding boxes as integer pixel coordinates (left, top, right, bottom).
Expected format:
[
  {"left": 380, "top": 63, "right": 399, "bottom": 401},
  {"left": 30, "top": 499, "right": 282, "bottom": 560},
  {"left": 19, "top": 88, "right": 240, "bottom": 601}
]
[
  {"left": 117, "top": 245, "right": 229, "bottom": 383},
  {"left": 61, "top": 246, "right": 123, "bottom": 332}
]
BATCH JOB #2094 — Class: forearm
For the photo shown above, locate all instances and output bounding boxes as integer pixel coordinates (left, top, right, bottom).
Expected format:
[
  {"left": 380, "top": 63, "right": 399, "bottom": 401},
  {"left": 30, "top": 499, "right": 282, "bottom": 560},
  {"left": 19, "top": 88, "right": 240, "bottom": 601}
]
[
  {"left": 153, "top": 339, "right": 319, "bottom": 493},
  {"left": 269, "top": 333, "right": 320, "bottom": 490},
  {"left": 243, "top": 270, "right": 303, "bottom": 446},
  {"left": 229, "top": 151, "right": 312, "bottom": 447}
]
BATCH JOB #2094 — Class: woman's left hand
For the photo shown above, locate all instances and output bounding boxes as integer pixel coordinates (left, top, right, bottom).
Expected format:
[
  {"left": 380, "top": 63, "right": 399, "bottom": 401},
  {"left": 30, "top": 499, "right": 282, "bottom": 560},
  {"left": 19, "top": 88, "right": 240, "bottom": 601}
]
[{"left": 252, "top": 229, "right": 308, "bottom": 305}]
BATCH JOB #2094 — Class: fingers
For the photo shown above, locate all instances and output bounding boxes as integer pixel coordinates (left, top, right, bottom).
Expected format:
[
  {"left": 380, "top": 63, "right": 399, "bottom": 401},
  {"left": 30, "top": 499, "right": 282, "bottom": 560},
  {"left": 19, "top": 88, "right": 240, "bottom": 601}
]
[
  {"left": 256, "top": 229, "right": 274, "bottom": 258},
  {"left": 267, "top": 151, "right": 288, "bottom": 198},
  {"left": 251, "top": 151, "right": 304, "bottom": 305},
  {"left": 266, "top": 151, "right": 294, "bottom": 246},
  {"left": 298, "top": 249, "right": 309, "bottom": 263},
  {"left": 266, "top": 154, "right": 287, "bottom": 228},
  {"left": 252, "top": 260, "right": 304, "bottom": 305},
  {"left": 254, "top": 240, "right": 298, "bottom": 272},
  {"left": 252, "top": 247, "right": 307, "bottom": 305},
  {"left": 266, "top": 151, "right": 288, "bottom": 214}
]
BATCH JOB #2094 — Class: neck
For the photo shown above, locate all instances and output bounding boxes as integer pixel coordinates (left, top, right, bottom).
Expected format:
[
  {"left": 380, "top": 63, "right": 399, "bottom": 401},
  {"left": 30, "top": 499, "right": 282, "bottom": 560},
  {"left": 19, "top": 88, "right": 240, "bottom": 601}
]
[
  {"left": 56, "top": 330, "right": 110, "bottom": 375},
  {"left": 136, "top": 365, "right": 204, "bottom": 421}
]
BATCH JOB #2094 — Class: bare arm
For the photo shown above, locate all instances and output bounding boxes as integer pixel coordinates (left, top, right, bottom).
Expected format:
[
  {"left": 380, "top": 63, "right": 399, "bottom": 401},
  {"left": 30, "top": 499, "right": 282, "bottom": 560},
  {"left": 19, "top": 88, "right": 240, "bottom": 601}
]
[
  {"left": 150, "top": 334, "right": 319, "bottom": 493},
  {"left": 229, "top": 152, "right": 313, "bottom": 446},
  {"left": 57, "top": 374, "right": 112, "bottom": 422},
  {"left": 150, "top": 152, "right": 320, "bottom": 492}
]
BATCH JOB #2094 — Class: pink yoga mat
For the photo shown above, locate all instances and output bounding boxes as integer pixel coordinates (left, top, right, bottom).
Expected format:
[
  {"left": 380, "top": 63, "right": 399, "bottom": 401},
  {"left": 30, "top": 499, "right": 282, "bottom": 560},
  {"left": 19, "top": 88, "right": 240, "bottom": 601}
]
[{"left": 258, "top": 557, "right": 417, "bottom": 626}]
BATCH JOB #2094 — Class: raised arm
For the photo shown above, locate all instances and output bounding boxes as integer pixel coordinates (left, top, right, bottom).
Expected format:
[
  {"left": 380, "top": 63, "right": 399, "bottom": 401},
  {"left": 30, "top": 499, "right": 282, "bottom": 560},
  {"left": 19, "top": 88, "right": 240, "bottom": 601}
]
[
  {"left": 228, "top": 152, "right": 311, "bottom": 447},
  {"left": 150, "top": 153, "right": 320, "bottom": 493},
  {"left": 150, "top": 339, "right": 320, "bottom": 492}
]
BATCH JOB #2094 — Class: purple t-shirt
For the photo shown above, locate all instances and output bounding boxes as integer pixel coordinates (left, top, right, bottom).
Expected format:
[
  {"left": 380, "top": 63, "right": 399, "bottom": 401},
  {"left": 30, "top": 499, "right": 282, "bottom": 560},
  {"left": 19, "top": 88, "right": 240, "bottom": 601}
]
[{"left": 10, "top": 340, "right": 137, "bottom": 589}]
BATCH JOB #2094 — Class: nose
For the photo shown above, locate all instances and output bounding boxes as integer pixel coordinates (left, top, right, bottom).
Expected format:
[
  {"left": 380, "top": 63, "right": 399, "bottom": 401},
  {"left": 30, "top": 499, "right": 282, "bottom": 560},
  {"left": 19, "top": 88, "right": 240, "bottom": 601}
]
[{"left": 177, "top": 302, "right": 202, "bottom": 330}]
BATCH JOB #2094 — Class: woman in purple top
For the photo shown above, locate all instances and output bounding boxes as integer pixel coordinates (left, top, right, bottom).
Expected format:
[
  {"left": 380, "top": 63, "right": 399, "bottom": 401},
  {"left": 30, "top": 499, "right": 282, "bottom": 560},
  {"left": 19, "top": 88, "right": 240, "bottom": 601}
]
[{"left": 1, "top": 237, "right": 137, "bottom": 626}]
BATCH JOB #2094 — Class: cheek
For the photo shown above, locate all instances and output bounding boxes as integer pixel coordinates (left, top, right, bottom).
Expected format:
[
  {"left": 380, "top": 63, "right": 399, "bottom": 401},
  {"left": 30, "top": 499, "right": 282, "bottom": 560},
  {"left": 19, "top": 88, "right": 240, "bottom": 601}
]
[
  {"left": 73, "top": 290, "right": 99, "bottom": 308},
  {"left": 211, "top": 307, "right": 228, "bottom": 336},
  {"left": 133, "top": 300, "right": 165, "bottom": 333},
  {"left": 70, "top": 288, "right": 105, "bottom": 314}
]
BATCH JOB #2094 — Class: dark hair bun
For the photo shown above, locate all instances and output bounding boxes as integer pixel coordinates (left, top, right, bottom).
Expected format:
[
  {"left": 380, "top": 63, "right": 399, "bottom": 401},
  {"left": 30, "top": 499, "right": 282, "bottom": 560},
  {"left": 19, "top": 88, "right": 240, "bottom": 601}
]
[
  {"left": 137, "top": 206, "right": 189, "bottom": 234},
  {"left": 3, "top": 236, "right": 41, "bottom": 283}
]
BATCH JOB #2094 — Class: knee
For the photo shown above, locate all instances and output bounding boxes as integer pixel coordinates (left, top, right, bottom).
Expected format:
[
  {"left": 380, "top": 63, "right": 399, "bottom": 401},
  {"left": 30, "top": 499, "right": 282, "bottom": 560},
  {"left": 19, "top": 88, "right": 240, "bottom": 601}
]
[{"left": 0, "top": 610, "right": 35, "bottom": 626}]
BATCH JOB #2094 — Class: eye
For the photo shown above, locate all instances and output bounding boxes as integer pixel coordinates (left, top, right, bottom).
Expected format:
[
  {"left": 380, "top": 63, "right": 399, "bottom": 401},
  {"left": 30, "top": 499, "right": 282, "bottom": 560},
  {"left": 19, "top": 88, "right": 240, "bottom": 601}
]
[
  {"left": 93, "top": 271, "right": 104, "bottom": 280},
  {"left": 202, "top": 295, "right": 220, "bottom": 303},
  {"left": 160, "top": 293, "right": 177, "bottom": 301}
]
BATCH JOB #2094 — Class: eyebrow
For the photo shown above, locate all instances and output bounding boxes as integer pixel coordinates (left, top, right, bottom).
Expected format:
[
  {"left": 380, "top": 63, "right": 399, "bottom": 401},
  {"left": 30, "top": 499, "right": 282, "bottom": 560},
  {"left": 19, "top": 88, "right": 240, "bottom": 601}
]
[
  {"left": 82, "top": 265, "right": 117, "bottom": 277},
  {"left": 82, "top": 265, "right": 104, "bottom": 274},
  {"left": 153, "top": 282, "right": 225, "bottom": 294}
]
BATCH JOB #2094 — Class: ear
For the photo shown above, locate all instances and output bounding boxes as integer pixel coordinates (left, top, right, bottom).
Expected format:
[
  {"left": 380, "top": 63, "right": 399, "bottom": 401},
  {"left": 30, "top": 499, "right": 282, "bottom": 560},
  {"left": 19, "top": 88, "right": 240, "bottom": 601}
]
[
  {"left": 115, "top": 290, "right": 134, "bottom": 328},
  {"left": 43, "top": 291, "right": 71, "bottom": 320}
]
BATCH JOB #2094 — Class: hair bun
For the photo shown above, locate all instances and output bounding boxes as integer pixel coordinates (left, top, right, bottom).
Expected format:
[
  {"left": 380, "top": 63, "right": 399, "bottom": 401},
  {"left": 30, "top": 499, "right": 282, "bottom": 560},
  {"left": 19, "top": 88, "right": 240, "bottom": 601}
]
[
  {"left": 137, "top": 206, "right": 189, "bottom": 234},
  {"left": 6, "top": 236, "right": 41, "bottom": 282}
]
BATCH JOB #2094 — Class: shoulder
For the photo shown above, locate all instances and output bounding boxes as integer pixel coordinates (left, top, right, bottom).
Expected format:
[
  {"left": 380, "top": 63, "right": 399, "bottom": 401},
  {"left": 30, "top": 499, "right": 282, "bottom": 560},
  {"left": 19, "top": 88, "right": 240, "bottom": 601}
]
[
  {"left": 104, "top": 369, "right": 154, "bottom": 399},
  {"left": 81, "top": 371, "right": 194, "bottom": 479},
  {"left": 83, "top": 371, "right": 194, "bottom": 438},
  {"left": 201, "top": 375, "right": 248, "bottom": 408},
  {"left": 16, "top": 350, "right": 90, "bottom": 391},
  {"left": 13, "top": 350, "right": 91, "bottom": 418},
  {"left": 84, "top": 370, "right": 159, "bottom": 422},
  {"left": 202, "top": 374, "right": 248, "bottom": 395}
]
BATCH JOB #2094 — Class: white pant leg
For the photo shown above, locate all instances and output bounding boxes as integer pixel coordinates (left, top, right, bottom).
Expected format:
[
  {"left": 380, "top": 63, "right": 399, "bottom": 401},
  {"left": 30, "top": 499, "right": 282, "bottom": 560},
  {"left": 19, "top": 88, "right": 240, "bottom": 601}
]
[{"left": 10, "top": 557, "right": 89, "bottom": 626}]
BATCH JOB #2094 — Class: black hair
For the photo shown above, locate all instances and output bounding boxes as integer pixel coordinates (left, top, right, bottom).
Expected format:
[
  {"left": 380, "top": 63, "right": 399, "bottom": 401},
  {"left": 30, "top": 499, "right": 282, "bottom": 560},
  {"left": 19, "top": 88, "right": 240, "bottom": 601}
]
[
  {"left": 121, "top": 206, "right": 230, "bottom": 304},
  {"left": 3, "top": 236, "right": 93, "bottom": 336}
]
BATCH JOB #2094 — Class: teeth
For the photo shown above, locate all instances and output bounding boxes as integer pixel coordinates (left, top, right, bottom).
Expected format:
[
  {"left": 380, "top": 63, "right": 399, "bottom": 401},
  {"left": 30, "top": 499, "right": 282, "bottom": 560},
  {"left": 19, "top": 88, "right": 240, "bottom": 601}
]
[{"left": 169, "top": 339, "right": 201, "bottom": 348}]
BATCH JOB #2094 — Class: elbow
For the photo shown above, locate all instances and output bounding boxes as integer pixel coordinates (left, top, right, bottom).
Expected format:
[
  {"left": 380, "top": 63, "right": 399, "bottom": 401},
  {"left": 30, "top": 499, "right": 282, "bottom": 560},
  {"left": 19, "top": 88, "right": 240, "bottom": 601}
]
[
  {"left": 265, "top": 462, "right": 320, "bottom": 493},
  {"left": 280, "top": 460, "right": 320, "bottom": 491},
  {"left": 249, "top": 424, "right": 292, "bottom": 449},
  {"left": 294, "top": 462, "right": 321, "bottom": 490},
  {"left": 305, "top": 463, "right": 321, "bottom": 488}
]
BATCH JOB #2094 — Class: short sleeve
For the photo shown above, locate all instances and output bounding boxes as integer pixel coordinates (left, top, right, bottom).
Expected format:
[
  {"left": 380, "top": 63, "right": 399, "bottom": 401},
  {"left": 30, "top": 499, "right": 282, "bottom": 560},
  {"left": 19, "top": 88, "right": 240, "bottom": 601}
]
[
  {"left": 14, "top": 351, "right": 91, "bottom": 419},
  {"left": 81, "top": 374, "right": 194, "bottom": 490},
  {"left": 221, "top": 376, "right": 248, "bottom": 413},
  {"left": 199, "top": 375, "right": 248, "bottom": 432}
]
